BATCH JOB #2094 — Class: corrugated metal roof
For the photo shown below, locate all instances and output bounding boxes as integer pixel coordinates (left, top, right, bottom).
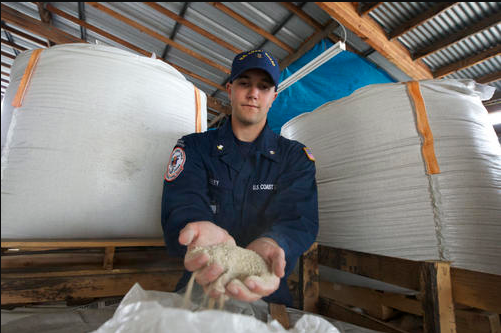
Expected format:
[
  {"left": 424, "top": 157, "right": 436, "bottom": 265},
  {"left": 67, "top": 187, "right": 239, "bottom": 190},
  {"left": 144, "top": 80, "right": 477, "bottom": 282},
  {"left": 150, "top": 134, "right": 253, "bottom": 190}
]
[
  {"left": 370, "top": 2, "right": 501, "bottom": 91},
  {"left": 2, "top": 2, "right": 500, "bottom": 116}
]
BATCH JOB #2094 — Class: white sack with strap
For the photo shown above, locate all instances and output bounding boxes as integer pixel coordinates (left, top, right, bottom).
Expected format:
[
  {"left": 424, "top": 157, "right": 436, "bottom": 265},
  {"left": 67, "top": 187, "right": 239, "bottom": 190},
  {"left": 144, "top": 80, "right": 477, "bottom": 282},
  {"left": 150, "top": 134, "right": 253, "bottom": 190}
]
[
  {"left": 281, "top": 79, "right": 501, "bottom": 275},
  {"left": 1, "top": 43, "right": 207, "bottom": 239}
]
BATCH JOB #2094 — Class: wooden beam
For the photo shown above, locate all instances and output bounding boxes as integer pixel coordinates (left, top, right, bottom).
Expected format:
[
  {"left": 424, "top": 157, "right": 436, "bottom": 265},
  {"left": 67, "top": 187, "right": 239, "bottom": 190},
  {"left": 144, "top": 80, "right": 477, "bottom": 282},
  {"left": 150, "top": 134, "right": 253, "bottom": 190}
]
[
  {"left": 420, "top": 261, "right": 456, "bottom": 333},
  {"left": 318, "top": 297, "right": 409, "bottom": 333},
  {"left": 1, "top": 62, "right": 12, "bottom": 69},
  {"left": 208, "top": 112, "right": 227, "bottom": 128},
  {"left": 209, "top": 2, "right": 294, "bottom": 54},
  {"left": 2, "top": 249, "right": 177, "bottom": 270},
  {"left": 389, "top": 3, "right": 457, "bottom": 40},
  {"left": 145, "top": 2, "right": 242, "bottom": 54},
  {"left": 381, "top": 292, "right": 423, "bottom": 317},
  {"left": 35, "top": 2, "right": 55, "bottom": 47},
  {"left": 1, "top": 51, "right": 16, "bottom": 60},
  {"left": 207, "top": 95, "right": 231, "bottom": 114},
  {"left": 434, "top": 44, "right": 501, "bottom": 78},
  {"left": 357, "top": 2, "right": 383, "bottom": 16},
  {"left": 455, "top": 309, "right": 501, "bottom": 333},
  {"left": 476, "top": 70, "right": 501, "bottom": 85},
  {"left": 1, "top": 270, "right": 182, "bottom": 304},
  {"left": 280, "top": 2, "right": 323, "bottom": 31},
  {"left": 1, "top": 3, "right": 84, "bottom": 44},
  {"left": 280, "top": 19, "right": 339, "bottom": 69},
  {"left": 86, "top": 2, "right": 230, "bottom": 75},
  {"left": 280, "top": 2, "right": 348, "bottom": 52},
  {"left": 1, "top": 238, "right": 165, "bottom": 248},
  {"left": 321, "top": 281, "right": 396, "bottom": 320},
  {"left": 1, "top": 38, "right": 28, "bottom": 52},
  {"left": 45, "top": 4, "right": 226, "bottom": 92},
  {"left": 413, "top": 11, "right": 501, "bottom": 60},
  {"left": 299, "top": 242, "right": 319, "bottom": 313},
  {"left": 269, "top": 303, "right": 290, "bottom": 329},
  {"left": 316, "top": 2, "right": 433, "bottom": 80},
  {"left": 318, "top": 245, "right": 422, "bottom": 291},
  {"left": 1, "top": 71, "right": 11, "bottom": 77},
  {"left": 103, "top": 246, "right": 115, "bottom": 270},
  {"left": 451, "top": 266, "right": 501, "bottom": 314},
  {"left": 1, "top": 22, "right": 48, "bottom": 47}
]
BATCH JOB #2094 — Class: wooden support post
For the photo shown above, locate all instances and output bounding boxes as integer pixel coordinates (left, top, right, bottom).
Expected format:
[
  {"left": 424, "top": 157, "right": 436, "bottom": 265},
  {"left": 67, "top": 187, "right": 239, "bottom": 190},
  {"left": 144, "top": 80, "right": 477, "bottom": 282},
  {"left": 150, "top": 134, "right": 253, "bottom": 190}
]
[
  {"left": 269, "top": 303, "right": 290, "bottom": 329},
  {"left": 103, "top": 246, "right": 115, "bottom": 270},
  {"left": 420, "top": 261, "right": 457, "bottom": 333},
  {"left": 299, "top": 242, "right": 319, "bottom": 313}
]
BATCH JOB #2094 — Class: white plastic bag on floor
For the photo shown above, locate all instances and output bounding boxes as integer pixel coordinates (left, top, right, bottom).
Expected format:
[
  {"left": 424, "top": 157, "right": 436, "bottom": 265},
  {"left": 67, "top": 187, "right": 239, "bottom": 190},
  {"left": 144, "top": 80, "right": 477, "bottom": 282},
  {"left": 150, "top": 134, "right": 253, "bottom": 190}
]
[{"left": 92, "top": 283, "right": 339, "bottom": 333}]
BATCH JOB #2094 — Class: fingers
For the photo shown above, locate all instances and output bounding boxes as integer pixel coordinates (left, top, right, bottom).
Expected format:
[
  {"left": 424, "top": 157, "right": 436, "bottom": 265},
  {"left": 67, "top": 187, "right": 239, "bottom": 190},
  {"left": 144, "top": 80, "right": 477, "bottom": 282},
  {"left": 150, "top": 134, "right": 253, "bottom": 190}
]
[
  {"left": 179, "top": 224, "right": 198, "bottom": 246},
  {"left": 244, "top": 275, "right": 280, "bottom": 296},
  {"left": 195, "top": 263, "right": 224, "bottom": 286},
  {"left": 225, "top": 274, "right": 280, "bottom": 302},
  {"left": 178, "top": 221, "right": 236, "bottom": 248},
  {"left": 271, "top": 248, "right": 286, "bottom": 278},
  {"left": 184, "top": 252, "right": 209, "bottom": 271},
  {"left": 226, "top": 279, "right": 262, "bottom": 302}
]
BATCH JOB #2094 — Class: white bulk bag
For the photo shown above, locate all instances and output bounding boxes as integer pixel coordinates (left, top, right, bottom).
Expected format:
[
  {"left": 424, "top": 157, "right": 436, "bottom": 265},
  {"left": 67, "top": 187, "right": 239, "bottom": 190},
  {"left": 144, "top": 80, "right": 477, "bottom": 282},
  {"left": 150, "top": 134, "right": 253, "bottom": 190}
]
[
  {"left": 1, "top": 43, "right": 207, "bottom": 239},
  {"left": 281, "top": 79, "right": 501, "bottom": 275},
  {"left": 92, "top": 283, "right": 340, "bottom": 333}
]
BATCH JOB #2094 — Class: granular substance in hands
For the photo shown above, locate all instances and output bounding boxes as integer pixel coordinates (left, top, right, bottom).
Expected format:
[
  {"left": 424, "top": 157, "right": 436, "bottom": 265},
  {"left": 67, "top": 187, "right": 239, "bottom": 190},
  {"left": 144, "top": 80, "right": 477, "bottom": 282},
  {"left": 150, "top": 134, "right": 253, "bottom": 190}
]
[{"left": 183, "top": 242, "right": 274, "bottom": 309}]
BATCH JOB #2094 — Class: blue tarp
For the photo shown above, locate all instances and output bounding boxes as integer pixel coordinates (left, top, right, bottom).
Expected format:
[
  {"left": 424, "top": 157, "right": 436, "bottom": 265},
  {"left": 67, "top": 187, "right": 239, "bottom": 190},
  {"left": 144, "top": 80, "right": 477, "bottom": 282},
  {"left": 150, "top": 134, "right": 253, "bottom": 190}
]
[{"left": 268, "top": 39, "right": 396, "bottom": 133}]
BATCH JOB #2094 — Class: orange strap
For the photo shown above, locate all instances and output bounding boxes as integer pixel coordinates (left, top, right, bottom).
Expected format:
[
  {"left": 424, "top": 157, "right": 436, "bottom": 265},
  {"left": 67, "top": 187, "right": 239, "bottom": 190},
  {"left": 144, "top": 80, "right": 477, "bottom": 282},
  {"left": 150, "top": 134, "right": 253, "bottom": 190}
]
[
  {"left": 12, "top": 49, "right": 43, "bottom": 108},
  {"left": 406, "top": 81, "right": 440, "bottom": 175},
  {"left": 194, "top": 86, "right": 202, "bottom": 133}
]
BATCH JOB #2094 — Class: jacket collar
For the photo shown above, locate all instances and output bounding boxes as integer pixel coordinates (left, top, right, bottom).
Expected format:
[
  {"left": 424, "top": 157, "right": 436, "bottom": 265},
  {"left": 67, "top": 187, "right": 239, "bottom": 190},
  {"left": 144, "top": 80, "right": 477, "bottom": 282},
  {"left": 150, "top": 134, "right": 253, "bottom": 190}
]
[{"left": 211, "top": 117, "right": 280, "bottom": 163}]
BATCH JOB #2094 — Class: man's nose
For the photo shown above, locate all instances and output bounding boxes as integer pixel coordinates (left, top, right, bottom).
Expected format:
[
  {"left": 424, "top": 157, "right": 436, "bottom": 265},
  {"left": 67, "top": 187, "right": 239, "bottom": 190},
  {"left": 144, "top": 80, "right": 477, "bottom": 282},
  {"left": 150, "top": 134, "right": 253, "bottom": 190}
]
[{"left": 247, "top": 85, "right": 259, "bottom": 99}]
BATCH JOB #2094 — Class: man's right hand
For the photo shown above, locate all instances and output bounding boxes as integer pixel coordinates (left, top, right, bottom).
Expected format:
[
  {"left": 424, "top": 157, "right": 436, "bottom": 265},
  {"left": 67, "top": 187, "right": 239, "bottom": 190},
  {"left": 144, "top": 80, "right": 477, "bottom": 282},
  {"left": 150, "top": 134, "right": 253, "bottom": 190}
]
[{"left": 179, "top": 221, "right": 235, "bottom": 291}]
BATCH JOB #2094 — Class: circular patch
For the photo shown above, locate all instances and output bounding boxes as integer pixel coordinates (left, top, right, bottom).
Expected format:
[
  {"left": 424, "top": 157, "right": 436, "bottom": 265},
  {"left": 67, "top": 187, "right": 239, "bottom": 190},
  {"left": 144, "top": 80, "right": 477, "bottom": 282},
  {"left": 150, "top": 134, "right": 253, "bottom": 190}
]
[{"left": 165, "top": 147, "right": 186, "bottom": 181}]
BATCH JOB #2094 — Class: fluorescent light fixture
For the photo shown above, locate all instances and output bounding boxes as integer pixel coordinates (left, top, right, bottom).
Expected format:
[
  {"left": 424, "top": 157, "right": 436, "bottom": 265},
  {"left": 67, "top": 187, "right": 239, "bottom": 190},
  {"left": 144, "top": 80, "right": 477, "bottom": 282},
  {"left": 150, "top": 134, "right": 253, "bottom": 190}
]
[{"left": 278, "top": 41, "right": 346, "bottom": 93}]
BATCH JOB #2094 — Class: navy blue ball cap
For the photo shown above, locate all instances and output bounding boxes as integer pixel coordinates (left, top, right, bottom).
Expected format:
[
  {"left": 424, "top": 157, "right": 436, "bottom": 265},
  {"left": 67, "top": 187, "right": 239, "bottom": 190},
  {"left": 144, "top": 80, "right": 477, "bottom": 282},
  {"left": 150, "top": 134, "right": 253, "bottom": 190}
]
[{"left": 230, "top": 50, "right": 280, "bottom": 89}]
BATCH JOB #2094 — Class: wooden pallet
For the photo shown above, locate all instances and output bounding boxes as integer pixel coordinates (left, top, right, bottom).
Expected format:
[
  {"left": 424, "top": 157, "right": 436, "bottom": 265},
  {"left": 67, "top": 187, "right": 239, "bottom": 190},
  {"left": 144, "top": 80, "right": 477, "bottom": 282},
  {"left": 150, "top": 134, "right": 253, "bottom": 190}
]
[
  {"left": 298, "top": 244, "right": 501, "bottom": 333},
  {"left": 1, "top": 238, "right": 184, "bottom": 306},
  {"left": 0, "top": 238, "right": 298, "bottom": 328}
]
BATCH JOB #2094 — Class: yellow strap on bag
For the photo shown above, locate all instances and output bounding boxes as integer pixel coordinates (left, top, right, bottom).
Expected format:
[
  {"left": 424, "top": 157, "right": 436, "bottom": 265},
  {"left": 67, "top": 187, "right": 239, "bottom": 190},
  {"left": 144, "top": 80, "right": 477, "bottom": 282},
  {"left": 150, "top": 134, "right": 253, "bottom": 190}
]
[
  {"left": 194, "top": 86, "right": 202, "bottom": 133},
  {"left": 406, "top": 81, "right": 440, "bottom": 175},
  {"left": 12, "top": 49, "right": 43, "bottom": 108}
]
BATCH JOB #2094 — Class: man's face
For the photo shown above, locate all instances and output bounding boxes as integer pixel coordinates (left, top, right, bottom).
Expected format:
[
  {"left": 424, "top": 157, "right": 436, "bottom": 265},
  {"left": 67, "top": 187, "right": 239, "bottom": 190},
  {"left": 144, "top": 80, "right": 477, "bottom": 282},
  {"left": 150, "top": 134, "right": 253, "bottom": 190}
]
[{"left": 226, "top": 69, "right": 278, "bottom": 127}]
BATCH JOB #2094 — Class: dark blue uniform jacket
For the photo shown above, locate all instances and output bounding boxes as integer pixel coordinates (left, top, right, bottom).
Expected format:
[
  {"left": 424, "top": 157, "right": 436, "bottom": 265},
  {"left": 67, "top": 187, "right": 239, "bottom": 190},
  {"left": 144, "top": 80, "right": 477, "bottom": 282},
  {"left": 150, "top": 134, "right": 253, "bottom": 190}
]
[{"left": 161, "top": 118, "right": 318, "bottom": 306}]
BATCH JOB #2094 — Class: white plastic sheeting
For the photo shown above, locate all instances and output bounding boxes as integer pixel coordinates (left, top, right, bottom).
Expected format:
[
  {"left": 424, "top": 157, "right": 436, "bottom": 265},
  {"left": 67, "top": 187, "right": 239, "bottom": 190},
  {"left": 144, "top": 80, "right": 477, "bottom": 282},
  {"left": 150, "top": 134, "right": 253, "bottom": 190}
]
[
  {"left": 92, "top": 283, "right": 340, "bottom": 333},
  {"left": 1, "top": 43, "right": 207, "bottom": 239},
  {"left": 281, "top": 79, "right": 501, "bottom": 275}
]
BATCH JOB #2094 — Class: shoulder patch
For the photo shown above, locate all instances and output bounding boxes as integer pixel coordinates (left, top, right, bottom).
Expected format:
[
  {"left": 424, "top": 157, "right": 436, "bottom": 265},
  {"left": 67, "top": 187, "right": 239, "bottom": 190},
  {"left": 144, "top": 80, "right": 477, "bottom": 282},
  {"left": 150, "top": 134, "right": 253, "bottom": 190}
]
[
  {"left": 164, "top": 147, "right": 186, "bottom": 181},
  {"left": 303, "top": 147, "right": 315, "bottom": 161}
]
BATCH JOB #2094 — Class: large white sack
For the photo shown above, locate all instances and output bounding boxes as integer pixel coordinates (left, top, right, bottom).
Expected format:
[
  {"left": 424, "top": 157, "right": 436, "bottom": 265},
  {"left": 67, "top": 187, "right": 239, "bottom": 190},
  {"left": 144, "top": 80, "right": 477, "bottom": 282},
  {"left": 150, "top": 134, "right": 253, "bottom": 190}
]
[
  {"left": 1, "top": 43, "right": 207, "bottom": 239},
  {"left": 92, "top": 283, "right": 340, "bottom": 333},
  {"left": 281, "top": 79, "right": 501, "bottom": 275}
]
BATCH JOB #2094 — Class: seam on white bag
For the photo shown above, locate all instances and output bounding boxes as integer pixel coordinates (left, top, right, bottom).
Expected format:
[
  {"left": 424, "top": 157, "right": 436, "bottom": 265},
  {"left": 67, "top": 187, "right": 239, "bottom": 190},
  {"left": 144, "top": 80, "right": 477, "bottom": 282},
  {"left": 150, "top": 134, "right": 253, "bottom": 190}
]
[{"left": 406, "top": 82, "right": 448, "bottom": 261}]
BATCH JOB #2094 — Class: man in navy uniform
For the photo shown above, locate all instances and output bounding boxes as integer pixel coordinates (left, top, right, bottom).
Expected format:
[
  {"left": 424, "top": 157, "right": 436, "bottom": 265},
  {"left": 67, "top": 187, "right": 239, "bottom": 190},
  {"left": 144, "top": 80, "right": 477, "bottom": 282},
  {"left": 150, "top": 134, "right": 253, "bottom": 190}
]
[{"left": 161, "top": 49, "right": 318, "bottom": 307}]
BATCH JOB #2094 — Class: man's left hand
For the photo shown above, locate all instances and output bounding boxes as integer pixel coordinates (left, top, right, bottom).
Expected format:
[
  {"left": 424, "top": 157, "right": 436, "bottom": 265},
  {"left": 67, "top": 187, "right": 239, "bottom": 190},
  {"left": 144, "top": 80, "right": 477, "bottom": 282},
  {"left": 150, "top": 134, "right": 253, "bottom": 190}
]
[{"left": 225, "top": 237, "right": 285, "bottom": 302}]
